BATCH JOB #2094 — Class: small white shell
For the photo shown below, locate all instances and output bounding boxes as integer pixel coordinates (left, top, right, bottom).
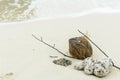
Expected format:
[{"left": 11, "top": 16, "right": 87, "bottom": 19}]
[{"left": 74, "top": 61, "right": 85, "bottom": 70}]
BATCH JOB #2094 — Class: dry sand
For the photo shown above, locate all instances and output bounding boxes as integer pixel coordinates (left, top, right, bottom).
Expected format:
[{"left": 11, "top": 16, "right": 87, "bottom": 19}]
[{"left": 0, "top": 13, "right": 120, "bottom": 80}]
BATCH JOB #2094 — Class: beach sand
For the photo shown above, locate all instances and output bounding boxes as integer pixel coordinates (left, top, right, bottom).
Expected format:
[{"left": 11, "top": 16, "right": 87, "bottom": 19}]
[{"left": 0, "top": 13, "right": 120, "bottom": 80}]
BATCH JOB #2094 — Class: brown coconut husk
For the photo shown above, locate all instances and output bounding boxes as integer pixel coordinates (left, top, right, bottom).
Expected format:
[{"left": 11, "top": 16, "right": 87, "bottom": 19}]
[{"left": 69, "top": 36, "right": 93, "bottom": 59}]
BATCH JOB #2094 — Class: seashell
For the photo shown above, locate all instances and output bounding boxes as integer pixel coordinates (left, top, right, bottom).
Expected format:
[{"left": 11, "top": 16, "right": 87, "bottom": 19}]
[
  {"left": 74, "top": 61, "right": 85, "bottom": 70},
  {"left": 69, "top": 36, "right": 93, "bottom": 59}
]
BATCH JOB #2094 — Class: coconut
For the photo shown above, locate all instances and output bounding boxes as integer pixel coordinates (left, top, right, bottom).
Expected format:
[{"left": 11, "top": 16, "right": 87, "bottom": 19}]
[{"left": 69, "top": 36, "right": 93, "bottom": 59}]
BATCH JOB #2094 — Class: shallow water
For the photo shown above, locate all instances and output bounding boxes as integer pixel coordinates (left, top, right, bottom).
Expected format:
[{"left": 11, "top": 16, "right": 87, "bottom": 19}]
[
  {"left": 0, "top": 0, "right": 36, "bottom": 22},
  {"left": 1, "top": 0, "right": 120, "bottom": 22}
]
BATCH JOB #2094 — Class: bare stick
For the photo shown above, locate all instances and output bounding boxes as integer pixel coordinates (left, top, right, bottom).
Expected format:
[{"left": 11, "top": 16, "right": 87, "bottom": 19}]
[
  {"left": 78, "top": 30, "right": 120, "bottom": 70},
  {"left": 111, "top": 61, "right": 120, "bottom": 70},
  {"left": 32, "top": 34, "right": 75, "bottom": 59},
  {"left": 113, "top": 64, "right": 120, "bottom": 70},
  {"left": 49, "top": 56, "right": 58, "bottom": 58},
  {"left": 78, "top": 30, "right": 108, "bottom": 57}
]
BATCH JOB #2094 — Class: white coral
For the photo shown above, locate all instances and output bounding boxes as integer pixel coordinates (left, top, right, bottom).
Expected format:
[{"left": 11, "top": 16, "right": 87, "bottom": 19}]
[
  {"left": 74, "top": 57, "right": 113, "bottom": 77},
  {"left": 74, "top": 61, "right": 85, "bottom": 70},
  {"left": 84, "top": 64, "right": 94, "bottom": 74},
  {"left": 93, "top": 58, "right": 113, "bottom": 77}
]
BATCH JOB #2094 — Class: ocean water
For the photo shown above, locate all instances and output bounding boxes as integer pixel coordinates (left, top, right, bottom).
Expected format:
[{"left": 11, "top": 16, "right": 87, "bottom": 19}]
[
  {"left": 0, "top": 0, "right": 120, "bottom": 22},
  {"left": 0, "top": 0, "right": 37, "bottom": 22}
]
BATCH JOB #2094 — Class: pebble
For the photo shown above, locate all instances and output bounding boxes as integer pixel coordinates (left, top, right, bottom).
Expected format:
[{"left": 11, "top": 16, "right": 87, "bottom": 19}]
[{"left": 53, "top": 58, "right": 72, "bottom": 67}]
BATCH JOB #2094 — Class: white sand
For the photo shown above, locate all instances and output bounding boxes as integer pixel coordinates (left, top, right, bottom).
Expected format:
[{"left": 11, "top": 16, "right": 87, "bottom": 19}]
[{"left": 0, "top": 13, "right": 120, "bottom": 80}]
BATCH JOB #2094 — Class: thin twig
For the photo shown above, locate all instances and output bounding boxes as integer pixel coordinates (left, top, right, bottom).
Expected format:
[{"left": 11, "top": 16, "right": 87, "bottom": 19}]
[
  {"left": 113, "top": 65, "right": 120, "bottom": 70},
  {"left": 78, "top": 30, "right": 108, "bottom": 57},
  {"left": 32, "top": 34, "right": 75, "bottom": 59},
  {"left": 49, "top": 56, "right": 58, "bottom": 58},
  {"left": 78, "top": 29, "right": 120, "bottom": 70}
]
